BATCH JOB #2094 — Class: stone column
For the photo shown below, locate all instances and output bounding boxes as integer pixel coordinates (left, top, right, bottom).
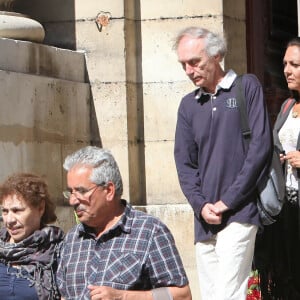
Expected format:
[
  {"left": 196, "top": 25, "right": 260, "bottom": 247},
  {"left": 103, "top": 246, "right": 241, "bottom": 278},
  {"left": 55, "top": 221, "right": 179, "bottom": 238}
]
[{"left": 0, "top": 0, "right": 45, "bottom": 42}]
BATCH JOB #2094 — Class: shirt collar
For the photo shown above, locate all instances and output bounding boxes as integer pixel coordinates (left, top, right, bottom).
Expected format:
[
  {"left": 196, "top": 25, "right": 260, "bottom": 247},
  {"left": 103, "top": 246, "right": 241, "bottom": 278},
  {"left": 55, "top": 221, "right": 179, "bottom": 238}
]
[
  {"left": 217, "top": 69, "right": 237, "bottom": 90},
  {"left": 195, "top": 69, "right": 237, "bottom": 99},
  {"left": 78, "top": 199, "right": 132, "bottom": 239}
]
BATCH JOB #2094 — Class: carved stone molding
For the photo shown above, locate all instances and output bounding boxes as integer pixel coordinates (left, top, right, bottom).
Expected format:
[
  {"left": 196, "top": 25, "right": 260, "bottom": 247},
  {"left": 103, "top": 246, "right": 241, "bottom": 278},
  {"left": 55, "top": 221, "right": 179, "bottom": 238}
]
[{"left": 0, "top": 0, "right": 45, "bottom": 43}]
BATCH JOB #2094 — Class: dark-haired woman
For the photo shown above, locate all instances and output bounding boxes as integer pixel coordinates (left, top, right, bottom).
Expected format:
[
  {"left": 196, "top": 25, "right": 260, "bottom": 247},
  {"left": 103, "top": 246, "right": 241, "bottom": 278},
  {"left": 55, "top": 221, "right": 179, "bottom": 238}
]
[{"left": 258, "top": 37, "right": 300, "bottom": 300}]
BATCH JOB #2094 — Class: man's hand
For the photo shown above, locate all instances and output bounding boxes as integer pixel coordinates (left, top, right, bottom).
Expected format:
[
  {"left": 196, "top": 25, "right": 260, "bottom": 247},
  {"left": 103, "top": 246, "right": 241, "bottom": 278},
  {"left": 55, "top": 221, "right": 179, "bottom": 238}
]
[
  {"left": 88, "top": 285, "right": 192, "bottom": 300},
  {"left": 201, "top": 201, "right": 229, "bottom": 225},
  {"left": 214, "top": 200, "right": 229, "bottom": 214},
  {"left": 201, "top": 203, "right": 222, "bottom": 224},
  {"left": 88, "top": 285, "right": 123, "bottom": 300},
  {"left": 88, "top": 285, "right": 153, "bottom": 300}
]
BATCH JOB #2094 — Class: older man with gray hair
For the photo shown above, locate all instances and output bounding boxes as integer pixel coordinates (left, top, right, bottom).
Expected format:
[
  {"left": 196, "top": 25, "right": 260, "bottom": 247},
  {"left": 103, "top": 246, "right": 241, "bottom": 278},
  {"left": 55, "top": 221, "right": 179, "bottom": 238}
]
[
  {"left": 173, "top": 27, "right": 272, "bottom": 300},
  {"left": 57, "top": 146, "right": 192, "bottom": 300}
]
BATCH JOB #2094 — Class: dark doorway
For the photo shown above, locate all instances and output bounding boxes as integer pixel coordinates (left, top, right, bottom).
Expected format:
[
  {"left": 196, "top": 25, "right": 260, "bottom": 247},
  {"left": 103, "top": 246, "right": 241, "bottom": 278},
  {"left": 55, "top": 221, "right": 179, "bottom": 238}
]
[{"left": 246, "top": 0, "right": 298, "bottom": 124}]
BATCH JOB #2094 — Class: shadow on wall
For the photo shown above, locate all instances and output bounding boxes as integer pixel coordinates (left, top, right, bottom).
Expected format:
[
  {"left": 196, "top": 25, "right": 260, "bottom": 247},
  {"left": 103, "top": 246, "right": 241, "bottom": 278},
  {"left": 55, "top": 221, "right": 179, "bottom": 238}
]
[
  {"left": 14, "top": 0, "right": 76, "bottom": 50},
  {"left": 87, "top": 71, "right": 102, "bottom": 148}
]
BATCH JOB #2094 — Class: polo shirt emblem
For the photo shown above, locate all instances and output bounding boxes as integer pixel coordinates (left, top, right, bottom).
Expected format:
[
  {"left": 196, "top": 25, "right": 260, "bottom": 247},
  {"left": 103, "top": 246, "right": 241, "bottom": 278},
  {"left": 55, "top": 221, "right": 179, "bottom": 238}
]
[{"left": 226, "top": 97, "right": 238, "bottom": 109}]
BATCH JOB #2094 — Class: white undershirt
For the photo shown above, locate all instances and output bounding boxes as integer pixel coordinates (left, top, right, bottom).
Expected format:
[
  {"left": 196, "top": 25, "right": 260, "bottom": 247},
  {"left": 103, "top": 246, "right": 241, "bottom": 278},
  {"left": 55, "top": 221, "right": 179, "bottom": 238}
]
[{"left": 278, "top": 109, "right": 300, "bottom": 189}]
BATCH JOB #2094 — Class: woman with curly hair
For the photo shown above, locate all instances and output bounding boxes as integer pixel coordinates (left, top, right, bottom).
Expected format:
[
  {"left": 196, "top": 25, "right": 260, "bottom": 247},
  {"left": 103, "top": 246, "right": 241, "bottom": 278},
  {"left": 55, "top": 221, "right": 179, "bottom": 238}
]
[{"left": 0, "top": 173, "right": 64, "bottom": 300}]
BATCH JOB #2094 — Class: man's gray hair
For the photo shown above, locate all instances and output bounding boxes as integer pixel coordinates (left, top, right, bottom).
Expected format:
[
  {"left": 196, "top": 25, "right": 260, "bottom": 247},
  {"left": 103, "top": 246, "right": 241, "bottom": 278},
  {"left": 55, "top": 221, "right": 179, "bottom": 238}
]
[
  {"left": 173, "top": 26, "right": 227, "bottom": 59},
  {"left": 63, "top": 146, "right": 123, "bottom": 196}
]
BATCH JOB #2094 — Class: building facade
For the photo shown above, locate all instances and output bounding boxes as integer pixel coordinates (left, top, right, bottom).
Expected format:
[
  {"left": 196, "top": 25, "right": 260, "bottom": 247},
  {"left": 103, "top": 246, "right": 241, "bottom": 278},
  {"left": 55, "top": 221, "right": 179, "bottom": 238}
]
[{"left": 0, "top": 0, "right": 299, "bottom": 298}]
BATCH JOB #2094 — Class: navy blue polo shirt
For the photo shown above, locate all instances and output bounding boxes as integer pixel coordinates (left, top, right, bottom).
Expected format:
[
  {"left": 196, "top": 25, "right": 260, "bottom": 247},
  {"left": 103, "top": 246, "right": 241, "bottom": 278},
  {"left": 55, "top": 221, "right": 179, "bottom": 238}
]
[{"left": 174, "top": 71, "right": 272, "bottom": 242}]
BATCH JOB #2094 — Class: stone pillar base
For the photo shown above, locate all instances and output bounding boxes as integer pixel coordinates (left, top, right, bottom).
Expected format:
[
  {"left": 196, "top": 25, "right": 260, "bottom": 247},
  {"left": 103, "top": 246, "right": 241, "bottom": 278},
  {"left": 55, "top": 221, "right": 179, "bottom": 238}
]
[{"left": 0, "top": 11, "right": 45, "bottom": 42}]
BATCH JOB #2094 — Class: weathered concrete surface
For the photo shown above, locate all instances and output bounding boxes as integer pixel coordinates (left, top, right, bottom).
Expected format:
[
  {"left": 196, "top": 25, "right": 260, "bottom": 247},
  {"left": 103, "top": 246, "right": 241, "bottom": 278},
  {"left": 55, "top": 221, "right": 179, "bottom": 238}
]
[{"left": 0, "top": 38, "right": 91, "bottom": 205}]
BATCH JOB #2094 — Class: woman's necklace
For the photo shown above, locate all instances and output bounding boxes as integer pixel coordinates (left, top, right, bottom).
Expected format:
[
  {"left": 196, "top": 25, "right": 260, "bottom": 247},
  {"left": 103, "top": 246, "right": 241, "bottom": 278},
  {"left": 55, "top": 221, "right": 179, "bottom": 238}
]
[{"left": 292, "top": 102, "right": 300, "bottom": 118}]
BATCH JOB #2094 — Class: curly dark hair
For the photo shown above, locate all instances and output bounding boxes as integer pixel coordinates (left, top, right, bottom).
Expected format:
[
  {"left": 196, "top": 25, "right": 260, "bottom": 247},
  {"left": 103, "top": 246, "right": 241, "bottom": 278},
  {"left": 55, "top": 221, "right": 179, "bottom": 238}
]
[{"left": 0, "top": 173, "right": 57, "bottom": 225}]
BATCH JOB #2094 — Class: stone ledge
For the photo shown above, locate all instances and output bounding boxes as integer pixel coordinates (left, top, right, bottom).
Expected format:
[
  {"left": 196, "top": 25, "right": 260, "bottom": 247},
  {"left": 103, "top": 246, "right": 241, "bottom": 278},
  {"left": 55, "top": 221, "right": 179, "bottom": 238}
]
[{"left": 0, "top": 37, "right": 87, "bottom": 82}]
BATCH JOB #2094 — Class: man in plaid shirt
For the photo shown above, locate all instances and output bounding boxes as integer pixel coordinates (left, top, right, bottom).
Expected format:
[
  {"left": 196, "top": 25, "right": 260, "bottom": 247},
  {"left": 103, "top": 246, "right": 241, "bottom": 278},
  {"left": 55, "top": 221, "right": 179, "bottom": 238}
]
[{"left": 57, "top": 146, "right": 192, "bottom": 300}]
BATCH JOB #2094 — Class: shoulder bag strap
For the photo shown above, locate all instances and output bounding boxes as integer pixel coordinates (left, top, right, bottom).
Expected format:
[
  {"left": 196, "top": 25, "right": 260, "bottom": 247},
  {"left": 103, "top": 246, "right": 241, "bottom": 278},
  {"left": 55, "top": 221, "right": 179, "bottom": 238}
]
[{"left": 235, "top": 75, "right": 251, "bottom": 146}]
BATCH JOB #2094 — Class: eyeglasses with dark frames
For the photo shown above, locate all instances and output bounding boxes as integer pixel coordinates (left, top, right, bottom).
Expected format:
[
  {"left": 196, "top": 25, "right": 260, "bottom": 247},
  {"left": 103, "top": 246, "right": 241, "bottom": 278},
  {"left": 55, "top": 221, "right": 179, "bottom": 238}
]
[{"left": 62, "top": 185, "right": 101, "bottom": 200}]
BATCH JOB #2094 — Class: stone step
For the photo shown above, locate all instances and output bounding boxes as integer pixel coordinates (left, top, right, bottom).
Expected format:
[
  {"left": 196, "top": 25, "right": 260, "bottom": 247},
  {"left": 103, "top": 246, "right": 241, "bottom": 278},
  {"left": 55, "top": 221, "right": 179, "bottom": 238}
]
[{"left": 0, "top": 37, "right": 86, "bottom": 82}]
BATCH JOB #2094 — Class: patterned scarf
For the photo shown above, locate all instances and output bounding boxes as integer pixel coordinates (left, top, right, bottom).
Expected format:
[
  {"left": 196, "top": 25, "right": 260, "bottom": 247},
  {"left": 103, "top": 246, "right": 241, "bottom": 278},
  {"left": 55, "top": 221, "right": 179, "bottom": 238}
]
[{"left": 0, "top": 225, "right": 64, "bottom": 300}]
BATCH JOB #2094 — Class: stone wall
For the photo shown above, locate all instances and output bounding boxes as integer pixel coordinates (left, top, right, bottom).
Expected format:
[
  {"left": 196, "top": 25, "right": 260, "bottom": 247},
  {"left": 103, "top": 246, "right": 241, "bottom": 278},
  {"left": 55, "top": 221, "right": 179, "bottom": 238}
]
[{"left": 0, "top": 37, "right": 91, "bottom": 230}]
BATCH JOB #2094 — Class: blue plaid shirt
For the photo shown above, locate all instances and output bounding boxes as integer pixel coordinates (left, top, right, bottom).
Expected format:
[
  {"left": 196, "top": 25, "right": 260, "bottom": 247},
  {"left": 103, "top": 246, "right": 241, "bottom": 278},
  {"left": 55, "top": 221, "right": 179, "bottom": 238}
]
[{"left": 56, "top": 200, "right": 188, "bottom": 299}]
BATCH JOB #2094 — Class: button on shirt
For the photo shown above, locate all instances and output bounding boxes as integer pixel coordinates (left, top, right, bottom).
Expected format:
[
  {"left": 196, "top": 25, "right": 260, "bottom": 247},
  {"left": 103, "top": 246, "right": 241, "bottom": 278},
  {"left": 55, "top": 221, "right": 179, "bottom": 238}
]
[{"left": 56, "top": 200, "right": 188, "bottom": 299}]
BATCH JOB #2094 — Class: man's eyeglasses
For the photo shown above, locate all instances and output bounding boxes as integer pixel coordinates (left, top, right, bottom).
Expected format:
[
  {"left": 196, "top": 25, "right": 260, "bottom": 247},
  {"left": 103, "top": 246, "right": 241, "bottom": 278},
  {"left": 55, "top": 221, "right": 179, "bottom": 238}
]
[{"left": 62, "top": 185, "right": 100, "bottom": 200}]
